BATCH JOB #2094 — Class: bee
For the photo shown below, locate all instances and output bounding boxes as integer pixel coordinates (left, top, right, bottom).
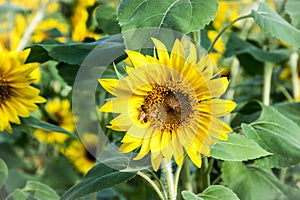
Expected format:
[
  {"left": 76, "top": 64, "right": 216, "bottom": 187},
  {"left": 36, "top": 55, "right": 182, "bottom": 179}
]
[
  {"left": 139, "top": 105, "right": 148, "bottom": 123},
  {"left": 139, "top": 111, "right": 148, "bottom": 123},
  {"left": 166, "top": 95, "right": 181, "bottom": 112}
]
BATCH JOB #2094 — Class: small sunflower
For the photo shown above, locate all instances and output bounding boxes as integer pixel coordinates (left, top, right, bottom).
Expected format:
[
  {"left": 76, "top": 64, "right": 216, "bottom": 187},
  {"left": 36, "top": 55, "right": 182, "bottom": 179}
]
[
  {"left": 34, "top": 98, "right": 75, "bottom": 144},
  {"left": 99, "top": 38, "right": 236, "bottom": 171},
  {"left": 0, "top": 49, "right": 45, "bottom": 132},
  {"left": 62, "top": 133, "right": 98, "bottom": 174}
]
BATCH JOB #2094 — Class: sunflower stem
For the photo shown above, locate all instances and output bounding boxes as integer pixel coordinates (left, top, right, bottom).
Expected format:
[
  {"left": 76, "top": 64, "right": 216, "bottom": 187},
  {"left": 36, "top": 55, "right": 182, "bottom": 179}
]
[
  {"left": 263, "top": 63, "right": 274, "bottom": 105},
  {"left": 138, "top": 171, "right": 165, "bottom": 200},
  {"left": 16, "top": 0, "right": 54, "bottom": 51},
  {"left": 290, "top": 52, "right": 299, "bottom": 101},
  {"left": 174, "top": 164, "right": 183, "bottom": 195},
  {"left": 198, "top": 157, "right": 210, "bottom": 192},
  {"left": 207, "top": 14, "right": 253, "bottom": 54},
  {"left": 182, "top": 159, "right": 192, "bottom": 192},
  {"left": 161, "top": 160, "right": 176, "bottom": 200}
]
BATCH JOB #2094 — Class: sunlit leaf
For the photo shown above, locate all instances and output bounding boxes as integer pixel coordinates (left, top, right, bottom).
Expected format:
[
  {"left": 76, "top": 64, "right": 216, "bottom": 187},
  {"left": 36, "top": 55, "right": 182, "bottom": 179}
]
[
  {"left": 286, "top": 0, "right": 300, "bottom": 29},
  {"left": 22, "top": 181, "right": 60, "bottom": 200},
  {"left": 252, "top": 2, "right": 300, "bottom": 47},
  {"left": 211, "top": 133, "right": 272, "bottom": 161},
  {"left": 242, "top": 103, "right": 300, "bottom": 168},
  {"left": 222, "top": 162, "right": 300, "bottom": 200},
  {"left": 198, "top": 185, "right": 240, "bottom": 200}
]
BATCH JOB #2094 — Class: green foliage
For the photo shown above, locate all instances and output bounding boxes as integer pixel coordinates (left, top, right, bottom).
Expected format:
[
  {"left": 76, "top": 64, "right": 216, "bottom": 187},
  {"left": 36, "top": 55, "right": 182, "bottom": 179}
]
[
  {"left": 210, "top": 133, "right": 271, "bottom": 161},
  {"left": 61, "top": 162, "right": 137, "bottom": 200},
  {"left": 252, "top": 2, "right": 300, "bottom": 47},
  {"left": 118, "top": 0, "right": 218, "bottom": 33},
  {"left": 242, "top": 103, "right": 300, "bottom": 168},
  {"left": 224, "top": 33, "right": 290, "bottom": 65},
  {"left": 96, "top": 6, "right": 121, "bottom": 35},
  {"left": 182, "top": 185, "right": 239, "bottom": 200},
  {"left": 221, "top": 162, "right": 300, "bottom": 200},
  {"left": 118, "top": 0, "right": 218, "bottom": 48},
  {"left": 285, "top": 0, "right": 300, "bottom": 29},
  {"left": 0, "top": 159, "right": 8, "bottom": 188},
  {"left": 20, "top": 181, "right": 60, "bottom": 200},
  {"left": 23, "top": 116, "right": 77, "bottom": 139}
]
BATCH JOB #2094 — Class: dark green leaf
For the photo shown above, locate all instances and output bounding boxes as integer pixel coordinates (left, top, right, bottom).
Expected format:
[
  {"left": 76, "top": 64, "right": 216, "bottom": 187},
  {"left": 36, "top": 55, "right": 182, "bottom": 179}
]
[
  {"left": 25, "top": 46, "right": 51, "bottom": 64},
  {"left": 198, "top": 185, "right": 240, "bottom": 200},
  {"left": 56, "top": 62, "right": 80, "bottom": 86},
  {"left": 96, "top": 6, "right": 121, "bottom": 35},
  {"left": 241, "top": 103, "right": 300, "bottom": 168},
  {"left": 0, "top": 159, "right": 8, "bottom": 188},
  {"left": 286, "top": 0, "right": 300, "bottom": 29},
  {"left": 221, "top": 162, "right": 300, "bottom": 200},
  {"left": 23, "top": 116, "right": 77, "bottom": 139},
  {"left": 224, "top": 34, "right": 290, "bottom": 63},
  {"left": 210, "top": 133, "right": 271, "bottom": 161},
  {"left": 252, "top": 2, "right": 300, "bottom": 47},
  {"left": 61, "top": 162, "right": 136, "bottom": 200},
  {"left": 22, "top": 181, "right": 60, "bottom": 200}
]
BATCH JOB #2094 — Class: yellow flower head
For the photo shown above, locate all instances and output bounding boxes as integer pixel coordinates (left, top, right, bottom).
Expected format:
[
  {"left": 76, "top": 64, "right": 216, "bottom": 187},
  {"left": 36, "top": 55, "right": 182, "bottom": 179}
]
[
  {"left": 0, "top": 49, "right": 45, "bottom": 132},
  {"left": 62, "top": 133, "right": 98, "bottom": 174},
  {"left": 34, "top": 98, "right": 75, "bottom": 144},
  {"left": 99, "top": 38, "right": 236, "bottom": 171}
]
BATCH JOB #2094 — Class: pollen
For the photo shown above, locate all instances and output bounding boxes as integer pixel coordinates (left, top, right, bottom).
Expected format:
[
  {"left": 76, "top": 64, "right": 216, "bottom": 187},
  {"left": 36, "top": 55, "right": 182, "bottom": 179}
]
[
  {"left": 139, "top": 82, "right": 198, "bottom": 133},
  {"left": 0, "top": 75, "right": 10, "bottom": 102}
]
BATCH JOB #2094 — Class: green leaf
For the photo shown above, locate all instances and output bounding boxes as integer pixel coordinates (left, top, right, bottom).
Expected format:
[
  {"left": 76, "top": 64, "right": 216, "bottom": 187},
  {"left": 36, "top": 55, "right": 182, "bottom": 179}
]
[
  {"left": 96, "top": 6, "right": 121, "bottom": 35},
  {"left": 61, "top": 162, "right": 136, "bottom": 200},
  {"left": 118, "top": 0, "right": 218, "bottom": 33},
  {"left": 0, "top": 159, "right": 8, "bottom": 188},
  {"left": 23, "top": 116, "right": 77, "bottom": 139},
  {"left": 286, "top": 0, "right": 300, "bottom": 29},
  {"left": 210, "top": 133, "right": 272, "bottom": 161},
  {"left": 182, "top": 191, "right": 202, "bottom": 200},
  {"left": 241, "top": 104, "right": 300, "bottom": 168},
  {"left": 224, "top": 34, "right": 290, "bottom": 63},
  {"left": 252, "top": 2, "right": 300, "bottom": 47},
  {"left": 118, "top": 0, "right": 218, "bottom": 48},
  {"left": 198, "top": 185, "right": 240, "bottom": 200},
  {"left": 273, "top": 102, "right": 300, "bottom": 126},
  {"left": 13, "top": 189, "right": 29, "bottom": 200},
  {"left": 22, "top": 181, "right": 60, "bottom": 200},
  {"left": 221, "top": 162, "right": 300, "bottom": 200},
  {"left": 25, "top": 46, "right": 51, "bottom": 64}
]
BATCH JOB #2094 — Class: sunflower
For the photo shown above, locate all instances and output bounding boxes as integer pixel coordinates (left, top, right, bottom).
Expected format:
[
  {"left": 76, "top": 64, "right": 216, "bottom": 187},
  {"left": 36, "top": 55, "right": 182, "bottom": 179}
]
[
  {"left": 62, "top": 133, "right": 98, "bottom": 174},
  {"left": 34, "top": 98, "right": 75, "bottom": 144},
  {"left": 0, "top": 49, "right": 45, "bottom": 132},
  {"left": 99, "top": 38, "right": 236, "bottom": 171}
]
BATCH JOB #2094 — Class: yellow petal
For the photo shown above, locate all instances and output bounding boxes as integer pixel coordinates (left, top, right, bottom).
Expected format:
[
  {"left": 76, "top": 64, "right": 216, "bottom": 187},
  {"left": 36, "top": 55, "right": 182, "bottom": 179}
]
[
  {"left": 186, "top": 148, "right": 202, "bottom": 168},
  {"left": 99, "top": 78, "right": 119, "bottom": 95},
  {"left": 169, "top": 39, "right": 185, "bottom": 70},
  {"left": 151, "top": 37, "right": 169, "bottom": 65},
  {"left": 171, "top": 135, "right": 184, "bottom": 166},
  {"left": 151, "top": 151, "right": 163, "bottom": 171},
  {"left": 187, "top": 42, "right": 197, "bottom": 64},
  {"left": 198, "top": 99, "right": 236, "bottom": 117},
  {"left": 125, "top": 50, "right": 148, "bottom": 67},
  {"left": 161, "top": 132, "right": 173, "bottom": 162}
]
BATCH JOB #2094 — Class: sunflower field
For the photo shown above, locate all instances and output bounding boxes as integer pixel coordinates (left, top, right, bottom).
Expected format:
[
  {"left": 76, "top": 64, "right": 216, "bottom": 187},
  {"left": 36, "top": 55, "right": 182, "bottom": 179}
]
[{"left": 0, "top": 0, "right": 300, "bottom": 199}]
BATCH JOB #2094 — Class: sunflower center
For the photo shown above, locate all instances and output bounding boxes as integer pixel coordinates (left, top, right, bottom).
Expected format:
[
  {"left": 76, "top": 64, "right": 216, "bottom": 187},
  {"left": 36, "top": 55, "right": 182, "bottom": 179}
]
[
  {"left": 139, "top": 82, "right": 198, "bottom": 133},
  {"left": 0, "top": 75, "right": 10, "bottom": 103}
]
